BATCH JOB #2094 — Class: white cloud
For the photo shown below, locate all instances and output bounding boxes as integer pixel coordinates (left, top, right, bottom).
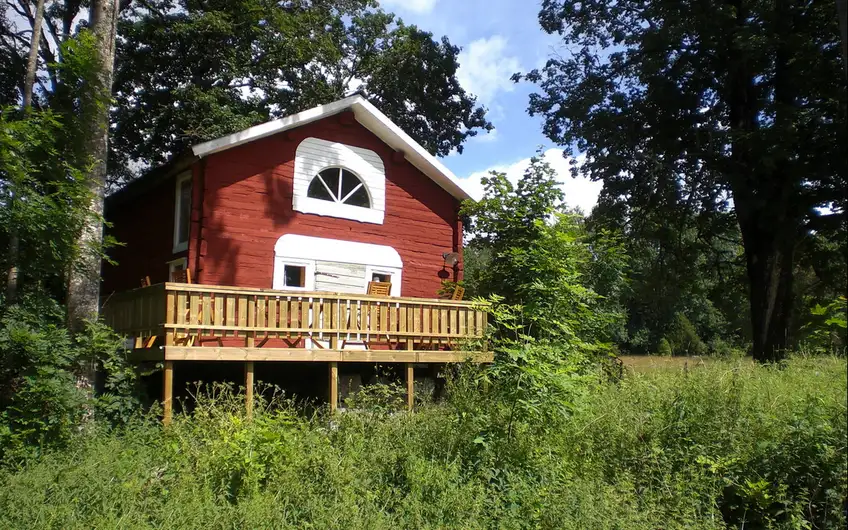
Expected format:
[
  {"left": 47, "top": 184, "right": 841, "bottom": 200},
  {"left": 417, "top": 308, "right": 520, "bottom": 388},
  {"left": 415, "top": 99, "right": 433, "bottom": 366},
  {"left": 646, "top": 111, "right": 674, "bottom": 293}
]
[
  {"left": 461, "top": 149, "right": 603, "bottom": 215},
  {"left": 379, "top": 0, "right": 438, "bottom": 14},
  {"left": 457, "top": 36, "right": 521, "bottom": 106},
  {"left": 470, "top": 128, "right": 499, "bottom": 144}
]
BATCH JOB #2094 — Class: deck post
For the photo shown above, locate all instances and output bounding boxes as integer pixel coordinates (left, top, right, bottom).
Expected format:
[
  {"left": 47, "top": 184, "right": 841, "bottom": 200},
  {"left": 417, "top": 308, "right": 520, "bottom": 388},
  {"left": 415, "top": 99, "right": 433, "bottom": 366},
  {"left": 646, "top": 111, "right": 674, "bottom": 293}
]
[
  {"left": 329, "top": 361, "right": 338, "bottom": 412},
  {"left": 245, "top": 361, "right": 255, "bottom": 419},
  {"left": 163, "top": 360, "right": 174, "bottom": 425},
  {"left": 406, "top": 363, "right": 414, "bottom": 411}
]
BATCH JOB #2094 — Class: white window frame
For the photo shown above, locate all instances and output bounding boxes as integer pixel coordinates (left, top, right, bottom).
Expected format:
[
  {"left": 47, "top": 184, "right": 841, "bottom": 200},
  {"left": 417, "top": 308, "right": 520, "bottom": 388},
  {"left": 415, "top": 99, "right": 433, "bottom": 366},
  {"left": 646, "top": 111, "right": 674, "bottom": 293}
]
[
  {"left": 173, "top": 171, "right": 192, "bottom": 253},
  {"left": 272, "top": 258, "right": 315, "bottom": 291},
  {"left": 365, "top": 265, "right": 402, "bottom": 296},
  {"left": 293, "top": 138, "right": 385, "bottom": 224}
]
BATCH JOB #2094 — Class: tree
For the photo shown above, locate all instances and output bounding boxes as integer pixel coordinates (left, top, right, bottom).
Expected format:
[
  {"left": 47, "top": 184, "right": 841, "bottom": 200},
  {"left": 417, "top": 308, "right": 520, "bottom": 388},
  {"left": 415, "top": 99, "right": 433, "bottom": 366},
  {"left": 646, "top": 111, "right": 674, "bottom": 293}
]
[
  {"left": 66, "top": 0, "right": 118, "bottom": 335},
  {"left": 461, "top": 153, "right": 625, "bottom": 344},
  {"left": 517, "top": 0, "right": 847, "bottom": 361},
  {"left": 588, "top": 196, "right": 749, "bottom": 355},
  {"left": 108, "top": 0, "right": 490, "bottom": 182},
  {"left": 5, "top": 0, "right": 46, "bottom": 304},
  {"left": 3, "top": 1, "right": 490, "bottom": 184}
]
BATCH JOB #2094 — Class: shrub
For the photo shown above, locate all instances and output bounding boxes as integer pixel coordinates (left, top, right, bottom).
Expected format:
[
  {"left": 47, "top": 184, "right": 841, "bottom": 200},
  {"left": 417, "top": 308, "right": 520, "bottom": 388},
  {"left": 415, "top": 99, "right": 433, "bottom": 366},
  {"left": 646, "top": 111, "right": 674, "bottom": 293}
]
[
  {"left": 657, "top": 337, "right": 673, "bottom": 356},
  {"left": 0, "top": 300, "right": 143, "bottom": 464},
  {"left": 666, "top": 312, "right": 707, "bottom": 356}
]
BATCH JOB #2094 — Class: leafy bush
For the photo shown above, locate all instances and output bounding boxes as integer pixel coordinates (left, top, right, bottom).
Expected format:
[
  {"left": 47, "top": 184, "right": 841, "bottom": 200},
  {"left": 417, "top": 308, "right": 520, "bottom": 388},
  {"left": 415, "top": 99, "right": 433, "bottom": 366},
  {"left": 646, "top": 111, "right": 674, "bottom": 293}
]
[
  {"left": 0, "top": 300, "right": 143, "bottom": 464},
  {"left": 666, "top": 312, "right": 708, "bottom": 356},
  {"left": 0, "top": 357, "right": 843, "bottom": 529},
  {"left": 799, "top": 296, "right": 847, "bottom": 355},
  {"left": 0, "top": 303, "right": 87, "bottom": 463},
  {"left": 657, "top": 337, "right": 673, "bottom": 356}
]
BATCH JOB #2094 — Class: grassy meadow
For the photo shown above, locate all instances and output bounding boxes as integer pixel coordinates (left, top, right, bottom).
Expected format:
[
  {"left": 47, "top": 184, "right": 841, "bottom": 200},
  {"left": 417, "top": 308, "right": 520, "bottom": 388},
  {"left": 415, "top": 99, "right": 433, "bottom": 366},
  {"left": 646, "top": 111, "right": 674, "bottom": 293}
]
[{"left": 0, "top": 356, "right": 845, "bottom": 529}]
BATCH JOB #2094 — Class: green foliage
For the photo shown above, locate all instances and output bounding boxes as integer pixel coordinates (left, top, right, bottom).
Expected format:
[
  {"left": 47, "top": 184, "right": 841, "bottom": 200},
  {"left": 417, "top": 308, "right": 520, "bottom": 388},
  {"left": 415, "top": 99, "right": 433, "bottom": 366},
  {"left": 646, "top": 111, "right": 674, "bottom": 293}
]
[
  {"left": 0, "top": 358, "right": 843, "bottom": 529},
  {"left": 0, "top": 108, "right": 98, "bottom": 299},
  {"left": 76, "top": 320, "right": 145, "bottom": 425},
  {"left": 0, "top": 299, "right": 143, "bottom": 464},
  {"left": 657, "top": 337, "right": 673, "bottom": 357},
  {"left": 108, "top": 0, "right": 490, "bottom": 181},
  {"left": 519, "top": 0, "right": 847, "bottom": 360},
  {"left": 799, "top": 297, "right": 847, "bottom": 355},
  {"left": 665, "top": 312, "right": 707, "bottom": 357},
  {"left": 461, "top": 153, "right": 626, "bottom": 345},
  {"left": 0, "top": 301, "right": 87, "bottom": 463}
]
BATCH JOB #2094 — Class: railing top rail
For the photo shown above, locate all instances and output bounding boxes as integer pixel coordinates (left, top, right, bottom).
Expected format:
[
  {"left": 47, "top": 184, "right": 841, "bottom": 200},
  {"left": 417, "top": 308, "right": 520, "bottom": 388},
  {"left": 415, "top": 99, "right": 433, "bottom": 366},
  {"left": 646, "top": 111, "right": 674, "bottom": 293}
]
[
  {"left": 161, "top": 282, "right": 486, "bottom": 308},
  {"left": 100, "top": 282, "right": 165, "bottom": 306}
]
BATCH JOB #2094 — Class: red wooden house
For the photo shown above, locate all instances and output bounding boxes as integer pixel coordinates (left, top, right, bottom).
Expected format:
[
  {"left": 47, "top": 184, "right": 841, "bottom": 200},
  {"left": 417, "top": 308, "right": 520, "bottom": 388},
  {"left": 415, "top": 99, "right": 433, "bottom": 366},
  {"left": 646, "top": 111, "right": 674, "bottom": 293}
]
[{"left": 101, "top": 95, "right": 490, "bottom": 418}]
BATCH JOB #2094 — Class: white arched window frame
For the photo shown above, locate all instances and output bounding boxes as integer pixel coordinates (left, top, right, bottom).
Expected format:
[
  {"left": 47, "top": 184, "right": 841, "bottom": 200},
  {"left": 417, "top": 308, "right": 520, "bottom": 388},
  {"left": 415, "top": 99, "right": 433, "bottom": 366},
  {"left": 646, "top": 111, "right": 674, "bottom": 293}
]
[{"left": 293, "top": 137, "right": 385, "bottom": 224}]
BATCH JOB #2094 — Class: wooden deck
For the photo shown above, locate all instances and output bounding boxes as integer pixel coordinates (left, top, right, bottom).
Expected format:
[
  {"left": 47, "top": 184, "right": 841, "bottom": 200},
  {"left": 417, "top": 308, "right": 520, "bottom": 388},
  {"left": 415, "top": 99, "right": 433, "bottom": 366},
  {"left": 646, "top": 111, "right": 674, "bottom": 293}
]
[{"left": 101, "top": 283, "right": 492, "bottom": 420}]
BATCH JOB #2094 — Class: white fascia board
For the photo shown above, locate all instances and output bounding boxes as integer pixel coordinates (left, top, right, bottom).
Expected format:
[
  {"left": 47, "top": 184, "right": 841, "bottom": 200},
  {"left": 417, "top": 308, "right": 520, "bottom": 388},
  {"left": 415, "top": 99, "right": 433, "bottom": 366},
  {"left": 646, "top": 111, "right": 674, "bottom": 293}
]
[
  {"left": 191, "top": 95, "right": 362, "bottom": 158},
  {"left": 190, "top": 94, "right": 473, "bottom": 201},
  {"left": 350, "top": 98, "right": 472, "bottom": 201}
]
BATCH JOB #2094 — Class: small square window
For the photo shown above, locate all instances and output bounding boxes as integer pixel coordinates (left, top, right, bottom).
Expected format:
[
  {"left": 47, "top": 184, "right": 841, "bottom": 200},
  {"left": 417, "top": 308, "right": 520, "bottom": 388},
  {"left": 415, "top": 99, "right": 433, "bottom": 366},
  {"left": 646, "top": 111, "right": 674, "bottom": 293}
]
[
  {"left": 371, "top": 273, "right": 391, "bottom": 283},
  {"left": 284, "top": 265, "right": 306, "bottom": 287}
]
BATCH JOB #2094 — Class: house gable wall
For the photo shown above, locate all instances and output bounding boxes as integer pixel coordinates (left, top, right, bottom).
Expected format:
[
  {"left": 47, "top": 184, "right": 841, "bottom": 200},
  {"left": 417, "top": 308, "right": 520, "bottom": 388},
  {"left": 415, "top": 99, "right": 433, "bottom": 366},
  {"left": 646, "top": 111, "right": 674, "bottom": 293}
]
[{"left": 195, "top": 113, "right": 462, "bottom": 297}]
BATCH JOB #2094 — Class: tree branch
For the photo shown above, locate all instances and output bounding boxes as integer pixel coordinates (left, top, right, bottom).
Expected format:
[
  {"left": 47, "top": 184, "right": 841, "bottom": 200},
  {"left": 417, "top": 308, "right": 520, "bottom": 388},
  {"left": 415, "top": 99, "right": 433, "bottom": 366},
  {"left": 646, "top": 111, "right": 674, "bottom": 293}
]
[{"left": 15, "top": 0, "right": 58, "bottom": 91}]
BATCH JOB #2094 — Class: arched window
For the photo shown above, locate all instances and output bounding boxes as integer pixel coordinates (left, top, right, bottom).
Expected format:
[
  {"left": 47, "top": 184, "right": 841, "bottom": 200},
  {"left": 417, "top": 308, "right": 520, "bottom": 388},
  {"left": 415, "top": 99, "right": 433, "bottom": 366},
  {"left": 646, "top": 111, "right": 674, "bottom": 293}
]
[
  {"left": 293, "top": 137, "right": 385, "bottom": 224},
  {"left": 307, "top": 167, "right": 371, "bottom": 208}
]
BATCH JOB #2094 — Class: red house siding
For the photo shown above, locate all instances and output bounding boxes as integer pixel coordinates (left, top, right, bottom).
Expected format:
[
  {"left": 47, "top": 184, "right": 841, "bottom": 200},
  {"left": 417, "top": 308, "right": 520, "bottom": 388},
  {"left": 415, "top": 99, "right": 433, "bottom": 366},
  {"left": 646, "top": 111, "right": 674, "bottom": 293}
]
[
  {"left": 102, "top": 173, "right": 187, "bottom": 294},
  {"left": 195, "top": 114, "right": 462, "bottom": 298}
]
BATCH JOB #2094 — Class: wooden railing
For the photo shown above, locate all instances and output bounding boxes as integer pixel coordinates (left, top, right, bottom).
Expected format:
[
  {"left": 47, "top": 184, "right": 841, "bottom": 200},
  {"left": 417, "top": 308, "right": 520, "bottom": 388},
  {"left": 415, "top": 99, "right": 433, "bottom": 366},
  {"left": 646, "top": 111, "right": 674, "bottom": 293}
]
[{"left": 102, "top": 283, "right": 489, "bottom": 357}]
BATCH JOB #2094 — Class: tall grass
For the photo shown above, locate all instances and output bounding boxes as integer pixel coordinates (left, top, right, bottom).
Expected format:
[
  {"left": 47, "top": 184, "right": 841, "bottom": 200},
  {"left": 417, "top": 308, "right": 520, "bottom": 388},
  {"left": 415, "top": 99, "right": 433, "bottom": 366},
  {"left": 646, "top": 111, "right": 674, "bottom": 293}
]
[{"left": 0, "top": 357, "right": 845, "bottom": 529}]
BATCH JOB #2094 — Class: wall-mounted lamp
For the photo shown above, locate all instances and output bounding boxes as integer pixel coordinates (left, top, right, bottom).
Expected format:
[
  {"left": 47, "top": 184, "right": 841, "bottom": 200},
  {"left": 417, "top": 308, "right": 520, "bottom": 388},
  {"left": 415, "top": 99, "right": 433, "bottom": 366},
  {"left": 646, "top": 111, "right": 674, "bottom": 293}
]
[{"left": 442, "top": 251, "right": 460, "bottom": 269}]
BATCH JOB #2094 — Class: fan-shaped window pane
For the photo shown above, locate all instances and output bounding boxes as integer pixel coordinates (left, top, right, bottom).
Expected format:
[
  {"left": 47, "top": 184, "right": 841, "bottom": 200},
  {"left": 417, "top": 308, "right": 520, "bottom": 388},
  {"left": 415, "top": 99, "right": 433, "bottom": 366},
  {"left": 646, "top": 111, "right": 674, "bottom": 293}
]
[
  {"left": 346, "top": 186, "right": 370, "bottom": 207},
  {"left": 306, "top": 168, "right": 371, "bottom": 209},
  {"left": 307, "top": 177, "right": 333, "bottom": 201}
]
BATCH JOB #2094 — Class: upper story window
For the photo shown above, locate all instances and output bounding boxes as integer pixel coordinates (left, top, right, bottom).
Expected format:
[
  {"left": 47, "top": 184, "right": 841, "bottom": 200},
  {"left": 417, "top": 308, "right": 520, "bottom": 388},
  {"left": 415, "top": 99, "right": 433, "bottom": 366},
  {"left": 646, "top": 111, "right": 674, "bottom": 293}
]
[
  {"left": 293, "top": 137, "right": 385, "bottom": 224},
  {"left": 173, "top": 172, "right": 192, "bottom": 253},
  {"left": 307, "top": 167, "right": 371, "bottom": 208}
]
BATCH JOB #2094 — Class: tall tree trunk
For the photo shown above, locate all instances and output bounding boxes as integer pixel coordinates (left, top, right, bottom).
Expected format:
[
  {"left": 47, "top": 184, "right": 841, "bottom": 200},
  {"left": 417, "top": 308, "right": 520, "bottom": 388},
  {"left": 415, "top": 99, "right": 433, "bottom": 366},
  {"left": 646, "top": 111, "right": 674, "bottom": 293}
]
[
  {"left": 66, "top": 0, "right": 118, "bottom": 396},
  {"left": 6, "top": 0, "right": 47, "bottom": 305},
  {"left": 728, "top": 0, "right": 799, "bottom": 362},
  {"left": 22, "top": 0, "right": 46, "bottom": 109},
  {"left": 736, "top": 209, "right": 796, "bottom": 362}
]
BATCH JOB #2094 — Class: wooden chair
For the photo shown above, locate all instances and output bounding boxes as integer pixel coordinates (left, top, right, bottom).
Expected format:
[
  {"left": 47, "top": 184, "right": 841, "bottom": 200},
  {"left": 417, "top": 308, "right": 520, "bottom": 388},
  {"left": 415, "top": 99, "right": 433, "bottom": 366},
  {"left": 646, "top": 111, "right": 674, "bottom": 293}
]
[
  {"left": 367, "top": 281, "right": 392, "bottom": 297},
  {"left": 450, "top": 285, "right": 465, "bottom": 301},
  {"left": 169, "top": 268, "right": 221, "bottom": 347},
  {"left": 170, "top": 268, "right": 192, "bottom": 284},
  {"left": 342, "top": 282, "right": 393, "bottom": 350}
]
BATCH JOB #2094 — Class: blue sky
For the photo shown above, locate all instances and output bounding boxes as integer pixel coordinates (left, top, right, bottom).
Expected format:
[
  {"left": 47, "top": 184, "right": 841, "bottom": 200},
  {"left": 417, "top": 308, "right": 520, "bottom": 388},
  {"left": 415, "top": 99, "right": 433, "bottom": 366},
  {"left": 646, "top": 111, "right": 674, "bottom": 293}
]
[{"left": 380, "top": 0, "right": 602, "bottom": 213}]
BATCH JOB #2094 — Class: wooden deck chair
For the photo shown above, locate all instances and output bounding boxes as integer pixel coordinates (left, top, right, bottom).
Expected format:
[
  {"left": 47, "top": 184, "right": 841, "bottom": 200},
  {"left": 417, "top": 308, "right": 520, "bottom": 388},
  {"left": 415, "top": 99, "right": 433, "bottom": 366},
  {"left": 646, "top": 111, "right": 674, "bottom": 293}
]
[
  {"left": 168, "top": 268, "right": 221, "bottom": 346},
  {"left": 367, "top": 281, "right": 392, "bottom": 296},
  {"left": 450, "top": 285, "right": 465, "bottom": 301},
  {"left": 170, "top": 268, "right": 192, "bottom": 284},
  {"left": 342, "top": 281, "right": 393, "bottom": 350}
]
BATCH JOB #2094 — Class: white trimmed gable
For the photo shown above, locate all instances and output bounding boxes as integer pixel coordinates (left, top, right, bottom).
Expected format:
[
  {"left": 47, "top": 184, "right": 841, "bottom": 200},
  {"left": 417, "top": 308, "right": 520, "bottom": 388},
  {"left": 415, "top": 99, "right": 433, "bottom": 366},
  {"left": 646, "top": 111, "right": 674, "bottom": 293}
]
[
  {"left": 292, "top": 137, "right": 385, "bottom": 224},
  {"left": 190, "top": 95, "right": 472, "bottom": 201}
]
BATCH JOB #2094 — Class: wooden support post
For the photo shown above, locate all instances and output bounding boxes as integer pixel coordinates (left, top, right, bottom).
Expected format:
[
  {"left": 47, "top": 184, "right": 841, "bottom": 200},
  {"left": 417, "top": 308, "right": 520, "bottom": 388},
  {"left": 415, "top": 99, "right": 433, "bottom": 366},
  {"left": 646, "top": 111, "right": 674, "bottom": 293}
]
[
  {"left": 329, "top": 362, "right": 338, "bottom": 412},
  {"left": 245, "top": 361, "right": 254, "bottom": 419},
  {"left": 163, "top": 360, "right": 174, "bottom": 425},
  {"left": 406, "top": 363, "right": 414, "bottom": 411}
]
